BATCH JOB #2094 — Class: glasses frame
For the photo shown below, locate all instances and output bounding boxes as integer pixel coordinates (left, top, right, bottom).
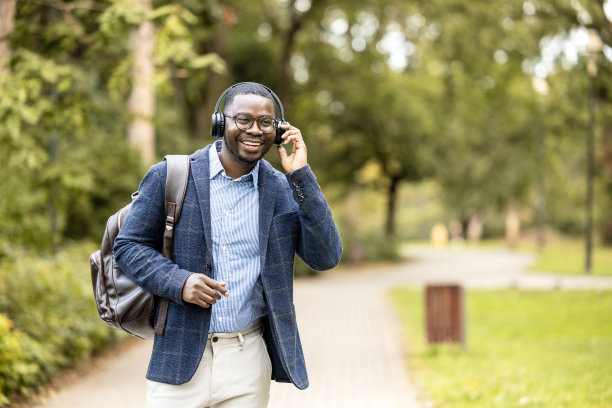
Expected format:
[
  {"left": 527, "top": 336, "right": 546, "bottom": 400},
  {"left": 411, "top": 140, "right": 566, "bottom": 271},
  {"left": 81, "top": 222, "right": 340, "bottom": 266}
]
[{"left": 225, "top": 113, "right": 278, "bottom": 134}]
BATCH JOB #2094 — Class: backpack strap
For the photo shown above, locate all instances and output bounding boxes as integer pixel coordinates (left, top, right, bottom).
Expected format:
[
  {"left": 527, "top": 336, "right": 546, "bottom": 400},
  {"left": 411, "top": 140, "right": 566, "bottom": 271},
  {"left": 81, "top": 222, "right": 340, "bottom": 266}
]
[{"left": 155, "top": 154, "right": 191, "bottom": 336}]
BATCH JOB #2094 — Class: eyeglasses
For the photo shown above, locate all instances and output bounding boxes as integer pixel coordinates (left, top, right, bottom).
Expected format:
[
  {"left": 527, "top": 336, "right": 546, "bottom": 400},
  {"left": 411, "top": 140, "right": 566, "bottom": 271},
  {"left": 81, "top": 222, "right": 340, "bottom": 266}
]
[{"left": 225, "top": 113, "right": 277, "bottom": 134}]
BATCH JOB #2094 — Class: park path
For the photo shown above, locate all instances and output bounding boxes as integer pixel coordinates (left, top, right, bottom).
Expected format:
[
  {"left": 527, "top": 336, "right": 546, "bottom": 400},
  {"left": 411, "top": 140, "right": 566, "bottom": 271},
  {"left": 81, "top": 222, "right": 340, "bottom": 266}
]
[{"left": 32, "top": 245, "right": 612, "bottom": 408}]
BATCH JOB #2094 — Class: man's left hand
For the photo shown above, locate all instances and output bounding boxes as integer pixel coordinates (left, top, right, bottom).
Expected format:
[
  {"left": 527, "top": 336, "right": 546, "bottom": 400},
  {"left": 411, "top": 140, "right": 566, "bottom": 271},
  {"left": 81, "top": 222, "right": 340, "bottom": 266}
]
[{"left": 277, "top": 123, "right": 307, "bottom": 173}]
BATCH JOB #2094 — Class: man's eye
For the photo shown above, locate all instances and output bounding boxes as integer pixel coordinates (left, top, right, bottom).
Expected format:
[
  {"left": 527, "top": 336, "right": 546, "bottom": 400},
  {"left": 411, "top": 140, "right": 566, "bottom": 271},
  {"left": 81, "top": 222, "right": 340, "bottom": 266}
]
[
  {"left": 236, "top": 118, "right": 251, "bottom": 125},
  {"left": 260, "top": 119, "right": 274, "bottom": 127}
]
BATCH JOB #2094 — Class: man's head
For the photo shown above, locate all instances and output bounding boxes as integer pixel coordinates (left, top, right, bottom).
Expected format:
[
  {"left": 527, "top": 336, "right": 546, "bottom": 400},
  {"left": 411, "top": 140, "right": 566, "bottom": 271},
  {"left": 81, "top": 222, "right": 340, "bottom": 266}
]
[
  {"left": 217, "top": 83, "right": 278, "bottom": 176},
  {"left": 222, "top": 82, "right": 277, "bottom": 117}
]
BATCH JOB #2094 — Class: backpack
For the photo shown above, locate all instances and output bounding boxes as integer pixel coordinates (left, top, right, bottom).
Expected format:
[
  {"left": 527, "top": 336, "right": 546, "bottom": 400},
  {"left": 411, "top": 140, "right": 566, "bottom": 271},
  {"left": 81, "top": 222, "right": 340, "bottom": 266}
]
[{"left": 90, "top": 155, "right": 190, "bottom": 340}]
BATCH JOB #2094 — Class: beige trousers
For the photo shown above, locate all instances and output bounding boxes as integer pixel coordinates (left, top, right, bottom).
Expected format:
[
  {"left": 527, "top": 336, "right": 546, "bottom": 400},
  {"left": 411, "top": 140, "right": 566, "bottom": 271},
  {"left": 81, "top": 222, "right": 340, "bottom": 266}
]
[{"left": 146, "top": 324, "right": 272, "bottom": 408}]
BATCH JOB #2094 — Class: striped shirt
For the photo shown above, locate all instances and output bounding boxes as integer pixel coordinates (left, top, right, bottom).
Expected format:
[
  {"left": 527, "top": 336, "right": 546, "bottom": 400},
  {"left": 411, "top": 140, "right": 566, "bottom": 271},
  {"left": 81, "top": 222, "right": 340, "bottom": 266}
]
[{"left": 208, "top": 141, "right": 267, "bottom": 333}]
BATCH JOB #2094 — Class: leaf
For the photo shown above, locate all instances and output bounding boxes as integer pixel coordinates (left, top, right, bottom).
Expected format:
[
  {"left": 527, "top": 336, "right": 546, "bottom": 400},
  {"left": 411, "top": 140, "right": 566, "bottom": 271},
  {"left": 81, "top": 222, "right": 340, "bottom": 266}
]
[
  {"left": 150, "top": 5, "right": 179, "bottom": 21},
  {"left": 189, "top": 53, "right": 226, "bottom": 73},
  {"left": 178, "top": 8, "right": 198, "bottom": 25}
]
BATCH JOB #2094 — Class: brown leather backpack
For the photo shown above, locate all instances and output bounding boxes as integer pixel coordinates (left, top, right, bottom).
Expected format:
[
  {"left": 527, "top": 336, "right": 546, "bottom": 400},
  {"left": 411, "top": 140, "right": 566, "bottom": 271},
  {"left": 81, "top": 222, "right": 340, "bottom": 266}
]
[{"left": 90, "top": 155, "right": 190, "bottom": 340}]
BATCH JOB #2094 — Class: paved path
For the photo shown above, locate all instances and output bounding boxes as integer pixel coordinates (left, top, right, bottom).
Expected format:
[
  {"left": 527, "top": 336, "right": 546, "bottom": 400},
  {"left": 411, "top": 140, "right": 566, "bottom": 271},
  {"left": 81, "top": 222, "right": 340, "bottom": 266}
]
[{"left": 32, "top": 246, "right": 612, "bottom": 408}]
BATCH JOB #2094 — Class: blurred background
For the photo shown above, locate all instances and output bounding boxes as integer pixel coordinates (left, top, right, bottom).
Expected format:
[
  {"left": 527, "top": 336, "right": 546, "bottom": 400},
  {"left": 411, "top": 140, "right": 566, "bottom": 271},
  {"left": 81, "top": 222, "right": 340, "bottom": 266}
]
[{"left": 0, "top": 0, "right": 611, "bottom": 406}]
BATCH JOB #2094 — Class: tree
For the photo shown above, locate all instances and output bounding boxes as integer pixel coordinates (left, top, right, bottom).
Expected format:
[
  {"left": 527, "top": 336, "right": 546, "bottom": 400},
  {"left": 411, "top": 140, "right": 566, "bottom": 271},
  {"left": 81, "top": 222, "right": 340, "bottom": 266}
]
[
  {"left": 0, "top": 0, "right": 16, "bottom": 71},
  {"left": 127, "top": 0, "right": 156, "bottom": 165},
  {"left": 0, "top": 0, "right": 225, "bottom": 248}
]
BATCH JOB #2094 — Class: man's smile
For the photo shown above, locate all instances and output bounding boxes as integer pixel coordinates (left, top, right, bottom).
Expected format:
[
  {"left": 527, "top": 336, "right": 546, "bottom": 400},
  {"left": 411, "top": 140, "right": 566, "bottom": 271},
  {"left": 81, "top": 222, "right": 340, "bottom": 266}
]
[{"left": 242, "top": 140, "right": 263, "bottom": 147}]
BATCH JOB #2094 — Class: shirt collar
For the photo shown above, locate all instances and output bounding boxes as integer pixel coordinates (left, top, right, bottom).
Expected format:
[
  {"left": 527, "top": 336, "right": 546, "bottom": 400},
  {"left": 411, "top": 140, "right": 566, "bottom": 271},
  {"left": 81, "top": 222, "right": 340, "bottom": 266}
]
[{"left": 209, "top": 140, "right": 259, "bottom": 187}]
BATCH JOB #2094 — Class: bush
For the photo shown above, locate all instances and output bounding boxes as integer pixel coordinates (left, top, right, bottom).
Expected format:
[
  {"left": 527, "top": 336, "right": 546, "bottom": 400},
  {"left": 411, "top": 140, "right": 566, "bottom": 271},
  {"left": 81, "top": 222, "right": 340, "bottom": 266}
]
[
  {"left": 293, "top": 256, "right": 318, "bottom": 277},
  {"left": 0, "top": 243, "right": 120, "bottom": 405},
  {"left": 341, "top": 232, "right": 402, "bottom": 264}
]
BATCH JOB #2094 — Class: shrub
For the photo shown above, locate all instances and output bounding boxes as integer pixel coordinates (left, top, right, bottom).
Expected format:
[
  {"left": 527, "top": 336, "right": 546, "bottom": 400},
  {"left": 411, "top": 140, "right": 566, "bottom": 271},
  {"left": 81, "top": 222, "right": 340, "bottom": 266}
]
[
  {"left": 0, "top": 243, "right": 120, "bottom": 405},
  {"left": 341, "top": 232, "right": 402, "bottom": 264}
]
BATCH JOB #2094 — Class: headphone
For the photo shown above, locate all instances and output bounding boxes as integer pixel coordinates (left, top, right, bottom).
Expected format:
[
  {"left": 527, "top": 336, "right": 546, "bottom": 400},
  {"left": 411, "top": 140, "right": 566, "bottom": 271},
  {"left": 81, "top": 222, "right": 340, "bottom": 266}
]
[{"left": 211, "top": 82, "right": 287, "bottom": 145}]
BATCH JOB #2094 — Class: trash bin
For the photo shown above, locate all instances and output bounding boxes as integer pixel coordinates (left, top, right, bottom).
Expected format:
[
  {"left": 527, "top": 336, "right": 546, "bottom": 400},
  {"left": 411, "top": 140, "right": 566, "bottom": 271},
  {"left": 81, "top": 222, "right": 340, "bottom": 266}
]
[{"left": 425, "top": 284, "right": 465, "bottom": 348}]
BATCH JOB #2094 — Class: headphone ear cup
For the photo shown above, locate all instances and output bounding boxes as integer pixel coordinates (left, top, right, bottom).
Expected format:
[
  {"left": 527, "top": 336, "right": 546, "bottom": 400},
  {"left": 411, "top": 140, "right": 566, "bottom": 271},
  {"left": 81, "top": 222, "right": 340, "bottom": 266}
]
[
  {"left": 275, "top": 120, "right": 287, "bottom": 145},
  {"left": 211, "top": 113, "right": 225, "bottom": 139}
]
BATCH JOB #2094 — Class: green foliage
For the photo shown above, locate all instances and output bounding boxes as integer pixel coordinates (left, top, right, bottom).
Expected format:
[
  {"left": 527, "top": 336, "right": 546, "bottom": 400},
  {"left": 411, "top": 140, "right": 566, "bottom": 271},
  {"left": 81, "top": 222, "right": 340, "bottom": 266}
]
[
  {"left": 0, "top": 52, "right": 143, "bottom": 248},
  {"left": 1, "top": 0, "right": 229, "bottom": 250},
  {"left": 0, "top": 314, "right": 42, "bottom": 406},
  {"left": 391, "top": 288, "right": 612, "bottom": 407},
  {"left": 293, "top": 256, "right": 317, "bottom": 277},
  {"left": 341, "top": 232, "right": 402, "bottom": 264},
  {"left": 0, "top": 243, "right": 120, "bottom": 405},
  {"left": 0, "top": 50, "right": 92, "bottom": 248}
]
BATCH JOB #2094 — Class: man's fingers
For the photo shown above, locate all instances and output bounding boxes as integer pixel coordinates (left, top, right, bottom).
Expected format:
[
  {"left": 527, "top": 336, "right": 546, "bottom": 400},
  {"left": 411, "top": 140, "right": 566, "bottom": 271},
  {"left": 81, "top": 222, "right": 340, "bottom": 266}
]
[
  {"left": 196, "top": 279, "right": 222, "bottom": 300},
  {"left": 195, "top": 298, "right": 212, "bottom": 308},
  {"left": 202, "top": 275, "right": 229, "bottom": 297},
  {"left": 183, "top": 273, "right": 231, "bottom": 307},
  {"left": 212, "top": 280, "right": 229, "bottom": 297},
  {"left": 197, "top": 292, "right": 218, "bottom": 306}
]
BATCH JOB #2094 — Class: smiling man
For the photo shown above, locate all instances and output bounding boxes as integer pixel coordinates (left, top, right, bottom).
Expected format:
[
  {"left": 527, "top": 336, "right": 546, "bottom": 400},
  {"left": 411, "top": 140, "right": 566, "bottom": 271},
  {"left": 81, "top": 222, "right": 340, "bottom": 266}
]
[{"left": 114, "top": 82, "right": 342, "bottom": 407}]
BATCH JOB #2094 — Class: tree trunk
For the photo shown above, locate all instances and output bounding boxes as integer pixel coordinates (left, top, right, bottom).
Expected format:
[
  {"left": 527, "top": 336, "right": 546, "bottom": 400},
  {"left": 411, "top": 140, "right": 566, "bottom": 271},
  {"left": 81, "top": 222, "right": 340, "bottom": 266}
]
[
  {"left": 127, "top": 0, "right": 155, "bottom": 165},
  {"left": 192, "top": 19, "right": 232, "bottom": 141},
  {"left": 601, "top": 119, "right": 612, "bottom": 244},
  {"left": 345, "top": 184, "right": 364, "bottom": 263},
  {"left": 277, "top": 2, "right": 303, "bottom": 109},
  {"left": 466, "top": 214, "right": 483, "bottom": 242},
  {"left": 505, "top": 208, "right": 521, "bottom": 248},
  {"left": 0, "top": 0, "right": 17, "bottom": 72},
  {"left": 385, "top": 176, "right": 401, "bottom": 238}
]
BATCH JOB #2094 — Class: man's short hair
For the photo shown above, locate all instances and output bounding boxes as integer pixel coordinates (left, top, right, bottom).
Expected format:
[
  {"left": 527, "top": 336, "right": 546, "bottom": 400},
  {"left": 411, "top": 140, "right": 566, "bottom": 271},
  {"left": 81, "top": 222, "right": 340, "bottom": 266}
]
[{"left": 222, "top": 82, "right": 277, "bottom": 116}]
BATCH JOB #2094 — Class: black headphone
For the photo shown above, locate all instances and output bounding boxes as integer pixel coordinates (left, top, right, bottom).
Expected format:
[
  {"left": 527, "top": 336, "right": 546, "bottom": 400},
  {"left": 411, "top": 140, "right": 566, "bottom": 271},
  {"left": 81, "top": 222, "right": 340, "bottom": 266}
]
[{"left": 211, "top": 82, "right": 287, "bottom": 145}]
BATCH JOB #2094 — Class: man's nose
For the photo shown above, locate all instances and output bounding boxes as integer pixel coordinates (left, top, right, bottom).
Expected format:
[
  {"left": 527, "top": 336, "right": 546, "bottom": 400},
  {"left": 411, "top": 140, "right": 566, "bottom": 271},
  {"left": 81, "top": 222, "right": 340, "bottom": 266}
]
[{"left": 246, "top": 120, "right": 264, "bottom": 134}]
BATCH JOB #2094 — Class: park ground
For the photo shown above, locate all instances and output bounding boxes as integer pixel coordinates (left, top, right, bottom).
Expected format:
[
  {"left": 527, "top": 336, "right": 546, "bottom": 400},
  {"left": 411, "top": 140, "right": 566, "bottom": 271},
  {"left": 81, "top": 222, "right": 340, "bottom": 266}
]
[{"left": 26, "top": 245, "right": 612, "bottom": 408}]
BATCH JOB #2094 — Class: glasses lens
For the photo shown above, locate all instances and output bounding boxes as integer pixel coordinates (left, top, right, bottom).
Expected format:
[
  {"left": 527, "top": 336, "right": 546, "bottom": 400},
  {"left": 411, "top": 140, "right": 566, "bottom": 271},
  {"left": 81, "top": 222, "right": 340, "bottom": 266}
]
[
  {"left": 258, "top": 117, "right": 275, "bottom": 133},
  {"left": 234, "top": 114, "right": 254, "bottom": 130}
]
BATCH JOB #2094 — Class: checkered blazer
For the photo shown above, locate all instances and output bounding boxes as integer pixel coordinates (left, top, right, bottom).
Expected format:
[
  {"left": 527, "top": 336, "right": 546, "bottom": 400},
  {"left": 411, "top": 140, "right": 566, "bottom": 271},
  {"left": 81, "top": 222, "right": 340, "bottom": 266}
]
[{"left": 113, "top": 144, "right": 342, "bottom": 389}]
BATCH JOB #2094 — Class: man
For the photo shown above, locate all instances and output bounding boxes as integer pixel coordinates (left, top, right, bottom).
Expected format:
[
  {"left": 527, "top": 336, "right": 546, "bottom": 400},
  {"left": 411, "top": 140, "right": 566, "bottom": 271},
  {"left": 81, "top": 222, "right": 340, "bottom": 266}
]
[{"left": 113, "top": 82, "right": 342, "bottom": 407}]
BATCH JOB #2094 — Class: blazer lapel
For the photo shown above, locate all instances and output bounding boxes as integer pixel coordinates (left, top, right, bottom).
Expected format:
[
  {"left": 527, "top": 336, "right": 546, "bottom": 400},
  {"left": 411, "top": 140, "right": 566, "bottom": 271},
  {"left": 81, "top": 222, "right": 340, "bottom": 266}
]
[
  {"left": 190, "top": 144, "right": 214, "bottom": 262},
  {"left": 258, "top": 162, "right": 277, "bottom": 273}
]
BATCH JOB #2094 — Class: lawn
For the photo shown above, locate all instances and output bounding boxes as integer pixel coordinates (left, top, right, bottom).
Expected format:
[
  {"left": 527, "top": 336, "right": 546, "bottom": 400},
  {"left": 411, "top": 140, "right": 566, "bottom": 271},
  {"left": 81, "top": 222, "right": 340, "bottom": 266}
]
[
  {"left": 522, "top": 240, "right": 612, "bottom": 277},
  {"left": 391, "top": 288, "right": 612, "bottom": 407}
]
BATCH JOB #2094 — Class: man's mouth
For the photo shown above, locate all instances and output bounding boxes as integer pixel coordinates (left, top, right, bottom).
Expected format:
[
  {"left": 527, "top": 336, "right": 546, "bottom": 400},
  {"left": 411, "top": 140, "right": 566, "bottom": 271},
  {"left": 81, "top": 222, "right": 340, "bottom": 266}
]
[{"left": 242, "top": 140, "right": 263, "bottom": 147}]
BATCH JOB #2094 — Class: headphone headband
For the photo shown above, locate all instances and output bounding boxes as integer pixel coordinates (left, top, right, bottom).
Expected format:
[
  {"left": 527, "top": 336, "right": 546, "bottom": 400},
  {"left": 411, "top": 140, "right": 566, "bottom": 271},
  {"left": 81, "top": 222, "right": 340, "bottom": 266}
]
[
  {"left": 211, "top": 82, "right": 287, "bottom": 144},
  {"left": 213, "top": 82, "right": 285, "bottom": 120}
]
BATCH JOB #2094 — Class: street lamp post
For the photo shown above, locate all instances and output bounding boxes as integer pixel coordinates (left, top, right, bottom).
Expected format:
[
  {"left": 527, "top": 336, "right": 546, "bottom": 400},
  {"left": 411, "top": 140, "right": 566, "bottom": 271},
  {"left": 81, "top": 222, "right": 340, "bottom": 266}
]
[{"left": 585, "top": 28, "right": 603, "bottom": 274}]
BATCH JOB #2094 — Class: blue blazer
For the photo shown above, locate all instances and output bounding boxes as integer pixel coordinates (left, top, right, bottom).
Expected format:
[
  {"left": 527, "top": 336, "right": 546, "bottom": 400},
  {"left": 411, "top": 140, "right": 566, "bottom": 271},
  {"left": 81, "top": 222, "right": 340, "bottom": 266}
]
[{"left": 114, "top": 144, "right": 342, "bottom": 389}]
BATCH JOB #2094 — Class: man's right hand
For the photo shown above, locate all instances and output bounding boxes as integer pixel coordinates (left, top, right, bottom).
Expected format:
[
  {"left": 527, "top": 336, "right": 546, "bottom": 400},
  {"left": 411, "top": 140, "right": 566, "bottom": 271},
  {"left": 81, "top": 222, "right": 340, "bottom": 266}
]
[{"left": 182, "top": 274, "right": 229, "bottom": 308}]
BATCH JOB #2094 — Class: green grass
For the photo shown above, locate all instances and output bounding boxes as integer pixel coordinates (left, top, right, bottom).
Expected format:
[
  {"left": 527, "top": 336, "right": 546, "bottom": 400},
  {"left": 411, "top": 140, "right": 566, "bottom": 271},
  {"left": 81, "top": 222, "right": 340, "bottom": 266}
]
[
  {"left": 391, "top": 288, "right": 612, "bottom": 407},
  {"left": 522, "top": 240, "right": 612, "bottom": 277},
  {"left": 427, "top": 237, "right": 612, "bottom": 276}
]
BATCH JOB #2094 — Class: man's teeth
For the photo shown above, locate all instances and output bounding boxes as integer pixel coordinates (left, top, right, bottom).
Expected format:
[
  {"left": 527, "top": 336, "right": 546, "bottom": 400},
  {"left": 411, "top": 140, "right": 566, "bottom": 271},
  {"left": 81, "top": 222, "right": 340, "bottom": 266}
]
[{"left": 243, "top": 141, "right": 261, "bottom": 146}]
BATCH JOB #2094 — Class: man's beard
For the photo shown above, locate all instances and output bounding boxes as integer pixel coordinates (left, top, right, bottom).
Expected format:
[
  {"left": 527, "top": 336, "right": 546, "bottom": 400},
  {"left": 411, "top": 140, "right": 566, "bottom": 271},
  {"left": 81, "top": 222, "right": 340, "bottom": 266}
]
[{"left": 224, "top": 137, "right": 261, "bottom": 165}]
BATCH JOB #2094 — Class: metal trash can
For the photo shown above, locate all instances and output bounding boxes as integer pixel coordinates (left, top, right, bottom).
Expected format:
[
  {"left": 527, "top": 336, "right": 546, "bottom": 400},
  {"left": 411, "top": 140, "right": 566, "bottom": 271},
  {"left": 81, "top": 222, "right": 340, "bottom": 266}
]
[{"left": 425, "top": 284, "right": 465, "bottom": 348}]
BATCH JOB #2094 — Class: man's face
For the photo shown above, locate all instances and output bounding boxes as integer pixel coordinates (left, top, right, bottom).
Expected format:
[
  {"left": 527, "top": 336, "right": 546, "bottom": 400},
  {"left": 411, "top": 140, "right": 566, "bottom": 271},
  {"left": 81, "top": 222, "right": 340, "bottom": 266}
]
[{"left": 223, "top": 94, "right": 276, "bottom": 165}]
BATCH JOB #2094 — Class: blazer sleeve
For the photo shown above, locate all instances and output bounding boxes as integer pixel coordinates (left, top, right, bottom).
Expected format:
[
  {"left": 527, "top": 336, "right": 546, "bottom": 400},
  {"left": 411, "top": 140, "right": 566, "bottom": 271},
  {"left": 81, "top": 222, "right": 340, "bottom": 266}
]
[
  {"left": 285, "top": 164, "right": 343, "bottom": 271},
  {"left": 113, "top": 161, "right": 192, "bottom": 305}
]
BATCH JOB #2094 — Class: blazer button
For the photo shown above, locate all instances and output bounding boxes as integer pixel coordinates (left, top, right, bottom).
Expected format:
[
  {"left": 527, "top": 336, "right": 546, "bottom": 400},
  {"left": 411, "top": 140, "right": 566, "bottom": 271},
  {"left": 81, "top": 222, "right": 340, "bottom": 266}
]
[
  {"left": 212, "top": 336, "right": 218, "bottom": 342},
  {"left": 205, "top": 264, "right": 212, "bottom": 271}
]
